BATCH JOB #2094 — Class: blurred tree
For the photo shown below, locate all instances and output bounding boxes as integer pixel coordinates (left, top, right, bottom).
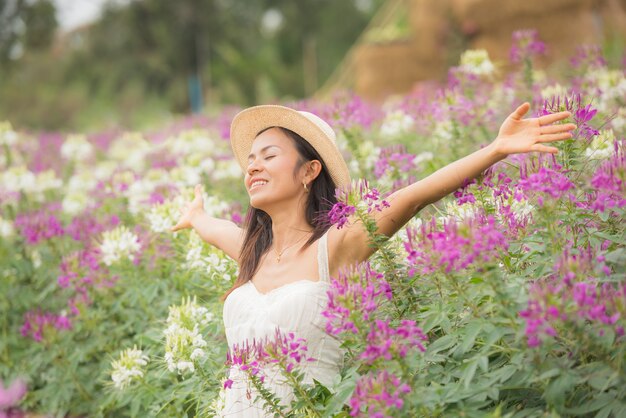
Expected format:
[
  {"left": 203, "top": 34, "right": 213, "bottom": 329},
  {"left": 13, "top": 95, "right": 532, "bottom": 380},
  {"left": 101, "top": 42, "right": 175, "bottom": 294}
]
[
  {"left": 0, "top": 0, "right": 57, "bottom": 65},
  {"left": 0, "top": 0, "right": 383, "bottom": 130}
]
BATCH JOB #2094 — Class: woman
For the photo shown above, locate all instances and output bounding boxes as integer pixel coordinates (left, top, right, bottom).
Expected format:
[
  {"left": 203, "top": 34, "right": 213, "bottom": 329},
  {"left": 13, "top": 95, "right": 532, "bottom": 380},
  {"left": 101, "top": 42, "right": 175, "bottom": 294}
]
[{"left": 171, "top": 103, "right": 575, "bottom": 416}]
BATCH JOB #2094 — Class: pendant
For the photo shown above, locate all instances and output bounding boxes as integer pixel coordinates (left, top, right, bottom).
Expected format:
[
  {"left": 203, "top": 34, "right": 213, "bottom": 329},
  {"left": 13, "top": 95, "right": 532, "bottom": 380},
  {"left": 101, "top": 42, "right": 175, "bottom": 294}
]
[{"left": 276, "top": 254, "right": 281, "bottom": 263}]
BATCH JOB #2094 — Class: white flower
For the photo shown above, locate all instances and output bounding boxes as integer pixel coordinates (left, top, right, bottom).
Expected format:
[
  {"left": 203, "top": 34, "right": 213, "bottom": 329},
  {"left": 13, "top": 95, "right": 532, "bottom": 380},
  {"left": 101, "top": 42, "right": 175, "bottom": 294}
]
[
  {"left": 459, "top": 49, "right": 495, "bottom": 76},
  {"left": 66, "top": 171, "right": 98, "bottom": 193},
  {"left": 212, "top": 159, "right": 242, "bottom": 181},
  {"left": 61, "top": 134, "right": 94, "bottom": 161},
  {"left": 586, "top": 68, "right": 626, "bottom": 111},
  {"left": 99, "top": 225, "right": 141, "bottom": 266},
  {"left": 108, "top": 132, "right": 151, "bottom": 171},
  {"left": 432, "top": 120, "right": 456, "bottom": 145},
  {"left": 585, "top": 129, "right": 616, "bottom": 160},
  {"left": 540, "top": 83, "right": 569, "bottom": 100},
  {"left": 379, "top": 110, "right": 415, "bottom": 139},
  {"left": 413, "top": 151, "right": 434, "bottom": 166},
  {"left": 611, "top": 107, "right": 626, "bottom": 133},
  {"left": 146, "top": 201, "right": 178, "bottom": 233},
  {"left": 62, "top": 191, "right": 89, "bottom": 216},
  {"left": 443, "top": 200, "right": 480, "bottom": 223},
  {"left": 208, "top": 379, "right": 228, "bottom": 417},
  {"left": 184, "top": 230, "right": 238, "bottom": 282},
  {"left": 0, "top": 216, "right": 14, "bottom": 238},
  {"left": 0, "top": 122, "right": 18, "bottom": 146},
  {"left": 110, "top": 346, "right": 149, "bottom": 390},
  {"left": 163, "top": 296, "right": 213, "bottom": 375},
  {"left": 164, "top": 129, "right": 216, "bottom": 156}
]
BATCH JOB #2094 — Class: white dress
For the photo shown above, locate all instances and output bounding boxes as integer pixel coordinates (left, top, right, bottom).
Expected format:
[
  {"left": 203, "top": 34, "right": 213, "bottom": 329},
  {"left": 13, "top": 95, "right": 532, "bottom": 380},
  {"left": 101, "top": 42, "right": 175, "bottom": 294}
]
[{"left": 222, "top": 230, "right": 344, "bottom": 417}]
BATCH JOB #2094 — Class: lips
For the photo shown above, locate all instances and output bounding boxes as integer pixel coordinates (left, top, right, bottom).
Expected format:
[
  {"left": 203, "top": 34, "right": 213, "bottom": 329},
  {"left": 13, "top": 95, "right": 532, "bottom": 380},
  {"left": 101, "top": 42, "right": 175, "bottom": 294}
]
[{"left": 249, "top": 179, "right": 269, "bottom": 191}]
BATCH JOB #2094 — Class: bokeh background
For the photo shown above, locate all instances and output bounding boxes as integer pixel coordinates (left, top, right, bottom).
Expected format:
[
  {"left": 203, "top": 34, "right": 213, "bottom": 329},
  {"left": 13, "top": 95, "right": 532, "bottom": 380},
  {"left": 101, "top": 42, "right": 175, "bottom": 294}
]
[{"left": 2, "top": 0, "right": 625, "bottom": 133}]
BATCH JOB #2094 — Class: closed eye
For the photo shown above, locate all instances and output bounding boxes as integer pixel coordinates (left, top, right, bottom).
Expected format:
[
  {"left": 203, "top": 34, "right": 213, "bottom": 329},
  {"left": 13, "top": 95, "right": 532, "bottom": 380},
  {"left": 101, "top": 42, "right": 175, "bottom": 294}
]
[{"left": 265, "top": 155, "right": 275, "bottom": 160}]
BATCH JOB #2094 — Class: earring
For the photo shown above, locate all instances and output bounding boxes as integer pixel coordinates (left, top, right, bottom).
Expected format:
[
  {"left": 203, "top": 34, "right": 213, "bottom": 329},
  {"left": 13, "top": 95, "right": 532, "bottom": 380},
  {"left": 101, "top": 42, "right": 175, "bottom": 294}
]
[{"left": 303, "top": 182, "right": 309, "bottom": 192}]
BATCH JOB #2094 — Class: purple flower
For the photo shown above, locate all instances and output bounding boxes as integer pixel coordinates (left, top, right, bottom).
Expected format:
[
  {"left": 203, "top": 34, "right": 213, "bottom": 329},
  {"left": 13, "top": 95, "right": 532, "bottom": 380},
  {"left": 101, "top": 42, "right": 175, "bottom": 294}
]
[
  {"left": 328, "top": 202, "right": 357, "bottom": 229},
  {"left": 583, "top": 141, "right": 626, "bottom": 213},
  {"left": 224, "top": 328, "right": 315, "bottom": 387},
  {"left": 0, "top": 378, "right": 27, "bottom": 409},
  {"left": 360, "top": 319, "right": 427, "bottom": 364},
  {"left": 509, "top": 29, "right": 546, "bottom": 64},
  {"left": 322, "top": 262, "right": 392, "bottom": 336},
  {"left": 349, "top": 371, "right": 411, "bottom": 417},
  {"left": 404, "top": 215, "right": 508, "bottom": 275},
  {"left": 516, "top": 159, "right": 575, "bottom": 206},
  {"left": 520, "top": 246, "right": 623, "bottom": 347},
  {"left": 14, "top": 202, "right": 65, "bottom": 245},
  {"left": 540, "top": 94, "right": 599, "bottom": 141},
  {"left": 570, "top": 44, "right": 606, "bottom": 71},
  {"left": 20, "top": 310, "right": 72, "bottom": 342}
]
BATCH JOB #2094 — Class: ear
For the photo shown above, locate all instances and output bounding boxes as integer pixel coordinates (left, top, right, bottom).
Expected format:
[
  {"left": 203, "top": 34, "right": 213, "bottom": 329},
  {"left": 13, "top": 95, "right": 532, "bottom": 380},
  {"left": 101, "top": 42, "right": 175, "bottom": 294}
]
[{"left": 303, "top": 160, "right": 322, "bottom": 183}]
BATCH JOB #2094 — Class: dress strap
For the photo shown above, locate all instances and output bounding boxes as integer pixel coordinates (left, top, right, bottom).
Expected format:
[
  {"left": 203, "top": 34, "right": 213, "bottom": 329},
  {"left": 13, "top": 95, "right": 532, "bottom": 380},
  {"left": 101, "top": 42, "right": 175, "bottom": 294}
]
[{"left": 317, "top": 229, "right": 331, "bottom": 283}]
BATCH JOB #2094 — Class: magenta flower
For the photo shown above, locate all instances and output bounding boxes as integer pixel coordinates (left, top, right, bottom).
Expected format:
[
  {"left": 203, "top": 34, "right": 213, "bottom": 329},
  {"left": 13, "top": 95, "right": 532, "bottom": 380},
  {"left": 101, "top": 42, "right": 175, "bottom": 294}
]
[
  {"left": 540, "top": 94, "right": 599, "bottom": 141},
  {"left": 509, "top": 29, "right": 546, "bottom": 64},
  {"left": 328, "top": 179, "right": 390, "bottom": 229},
  {"left": 360, "top": 319, "right": 427, "bottom": 364},
  {"left": 404, "top": 215, "right": 508, "bottom": 275},
  {"left": 349, "top": 371, "right": 411, "bottom": 417},
  {"left": 14, "top": 202, "right": 65, "bottom": 245},
  {"left": 224, "top": 328, "right": 315, "bottom": 387},
  {"left": 322, "top": 262, "right": 392, "bottom": 336},
  {"left": 20, "top": 310, "right": 72, "bottom": 342},
  {"left": 0, "top": 378, "right": 27, "bottom": 410},
  {"left": 570, "top": 44, "right": 607, "bottom": 70},
  {"left": 516, "top": 159, "right": 575, "bottom": 206},
  {"left": 519, "top": 246, "right": 623, "bottom": 347},
  {"left": 328, "top": 202, "right": 357, "bottom": 229},
  {"left": 583, "top": 141, "right": 626, "bottom": 213}
]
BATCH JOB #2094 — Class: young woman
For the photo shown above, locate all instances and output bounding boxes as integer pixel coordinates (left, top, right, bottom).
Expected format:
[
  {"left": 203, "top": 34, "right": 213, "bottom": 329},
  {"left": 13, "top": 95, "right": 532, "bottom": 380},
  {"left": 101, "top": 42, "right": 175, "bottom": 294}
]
[{"left": 170, "top": 104, "right": 575, "bottom": 416}]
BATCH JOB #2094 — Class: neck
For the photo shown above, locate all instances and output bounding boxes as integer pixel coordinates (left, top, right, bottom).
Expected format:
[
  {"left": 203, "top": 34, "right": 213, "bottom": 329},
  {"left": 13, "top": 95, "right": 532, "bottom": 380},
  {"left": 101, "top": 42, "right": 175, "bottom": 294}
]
[{"left": 263, "top": 192, "right": 312, "bottom": 249}]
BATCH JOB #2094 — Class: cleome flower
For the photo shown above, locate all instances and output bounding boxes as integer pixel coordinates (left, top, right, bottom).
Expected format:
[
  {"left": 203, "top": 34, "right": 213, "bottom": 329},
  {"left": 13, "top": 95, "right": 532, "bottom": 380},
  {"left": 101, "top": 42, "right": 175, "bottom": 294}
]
[
  {"left": 224, "top": 328, "right": 315, "bottom": 387},
  {"left": 349, "top": 370, "right": 411, "bottom": 417},
  {"left": 459, "top": 49, "right": 495, "bottom": 76},
  {"left": 110, "top": 345, "right": 149, "bottom": 390},
  {"left": 163, "top": 296, "right": 214, "bottom": 375},
  {"left": 98, "top": 225, "right": 141, "bottom": 266}
]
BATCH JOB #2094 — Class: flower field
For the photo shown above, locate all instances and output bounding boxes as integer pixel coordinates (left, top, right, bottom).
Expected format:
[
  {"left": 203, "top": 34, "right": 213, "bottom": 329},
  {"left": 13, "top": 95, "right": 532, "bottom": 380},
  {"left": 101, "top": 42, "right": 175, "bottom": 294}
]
[{"left": 1, "top": 31, "right": 625, "bottom": 417}]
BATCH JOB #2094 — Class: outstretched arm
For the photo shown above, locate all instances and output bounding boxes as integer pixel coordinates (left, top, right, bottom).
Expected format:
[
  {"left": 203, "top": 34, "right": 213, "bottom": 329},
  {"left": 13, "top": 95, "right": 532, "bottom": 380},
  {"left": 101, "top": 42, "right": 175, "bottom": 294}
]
[
  {"left": 336, "top": 103, "right": 576, "bottom": 262},
  {"left": 171, "top": 184, "right": 243, "bottom": 262}
]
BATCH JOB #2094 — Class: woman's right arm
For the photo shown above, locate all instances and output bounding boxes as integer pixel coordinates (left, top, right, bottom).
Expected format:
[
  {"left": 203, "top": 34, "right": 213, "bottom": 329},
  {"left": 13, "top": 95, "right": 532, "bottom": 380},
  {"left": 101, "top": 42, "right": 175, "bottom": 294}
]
[{"left": 170, "top": 184, "right": 243, "bottom": 262}]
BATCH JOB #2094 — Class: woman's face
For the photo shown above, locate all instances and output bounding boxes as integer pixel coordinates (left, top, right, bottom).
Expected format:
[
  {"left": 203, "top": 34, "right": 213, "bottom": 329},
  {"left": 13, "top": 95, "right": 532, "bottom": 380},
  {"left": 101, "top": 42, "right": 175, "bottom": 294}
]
[{"left": 245, "top": 127, "right": 305, "bottom": 209}]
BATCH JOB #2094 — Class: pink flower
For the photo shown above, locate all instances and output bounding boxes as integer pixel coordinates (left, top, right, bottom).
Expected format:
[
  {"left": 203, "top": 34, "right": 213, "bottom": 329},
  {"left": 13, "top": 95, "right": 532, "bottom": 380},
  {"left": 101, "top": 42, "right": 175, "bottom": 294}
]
[
  {"left": 349, "top": 371, "right": 411, "bottom": 417},
  {"left": 0, "top": 378, "right": 27, "bottom": 409}
]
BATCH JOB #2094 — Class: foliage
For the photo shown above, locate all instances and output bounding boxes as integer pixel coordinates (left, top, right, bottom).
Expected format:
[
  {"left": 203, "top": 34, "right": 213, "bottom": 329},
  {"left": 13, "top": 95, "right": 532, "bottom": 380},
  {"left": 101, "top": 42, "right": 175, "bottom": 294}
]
[{"left": 1, "top": 31, "right": 626, "bottom": 417}]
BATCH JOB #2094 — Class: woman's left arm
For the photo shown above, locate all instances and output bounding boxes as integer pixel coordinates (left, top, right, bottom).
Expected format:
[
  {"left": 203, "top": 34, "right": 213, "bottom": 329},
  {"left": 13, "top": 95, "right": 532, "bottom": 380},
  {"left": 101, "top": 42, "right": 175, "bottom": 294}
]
[{"left": 338, "top": 103, "right": 576, "bottom": 261}]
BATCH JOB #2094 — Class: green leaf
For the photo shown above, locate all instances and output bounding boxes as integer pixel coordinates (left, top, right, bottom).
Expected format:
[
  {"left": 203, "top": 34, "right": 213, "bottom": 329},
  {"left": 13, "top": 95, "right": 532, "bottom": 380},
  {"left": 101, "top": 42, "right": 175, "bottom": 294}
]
[
  {"left": 462, "top": 359, "right": 478, "bottom": 389},
  {"left": 457, "top": 321, "right": 483, "bottom": 356},
  {"left": 426, "top": 335, "right": 457, "bottom": 356}
]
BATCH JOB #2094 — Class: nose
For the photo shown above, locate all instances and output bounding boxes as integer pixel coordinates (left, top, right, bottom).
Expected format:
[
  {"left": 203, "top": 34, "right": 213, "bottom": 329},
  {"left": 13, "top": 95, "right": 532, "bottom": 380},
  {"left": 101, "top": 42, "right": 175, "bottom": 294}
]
[{"left": 246, "top": 157, "right": 262, "bottom": 176}]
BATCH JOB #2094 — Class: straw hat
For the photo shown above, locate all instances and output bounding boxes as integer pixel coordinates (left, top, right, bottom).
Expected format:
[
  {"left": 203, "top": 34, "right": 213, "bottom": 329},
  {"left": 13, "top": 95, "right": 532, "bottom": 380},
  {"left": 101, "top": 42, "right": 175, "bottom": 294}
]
[{"left": 230, "top": 105, "right": 351, "bottom": 187}]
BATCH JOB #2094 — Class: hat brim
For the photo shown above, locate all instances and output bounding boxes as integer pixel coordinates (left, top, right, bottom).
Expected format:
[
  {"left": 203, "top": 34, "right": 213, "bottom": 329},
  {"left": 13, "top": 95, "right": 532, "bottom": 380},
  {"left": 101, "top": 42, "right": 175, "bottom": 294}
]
[{"left": 230, "top": 105, "right": 351, "bottom": 188}]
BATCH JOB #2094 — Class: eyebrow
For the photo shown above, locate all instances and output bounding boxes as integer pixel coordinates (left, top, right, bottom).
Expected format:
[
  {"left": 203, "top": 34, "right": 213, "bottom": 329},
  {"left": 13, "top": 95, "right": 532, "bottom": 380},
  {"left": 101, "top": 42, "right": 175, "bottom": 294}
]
[{"left": 247, "top": 145, "right": 280, "bottom": 160}]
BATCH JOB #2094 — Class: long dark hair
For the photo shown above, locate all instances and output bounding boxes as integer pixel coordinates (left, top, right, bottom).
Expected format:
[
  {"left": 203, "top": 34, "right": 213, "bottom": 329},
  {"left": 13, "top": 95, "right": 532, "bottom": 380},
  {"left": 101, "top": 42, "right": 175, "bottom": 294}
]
[{"left": 220, "top": 127, "right": 338, "bottom": 302}]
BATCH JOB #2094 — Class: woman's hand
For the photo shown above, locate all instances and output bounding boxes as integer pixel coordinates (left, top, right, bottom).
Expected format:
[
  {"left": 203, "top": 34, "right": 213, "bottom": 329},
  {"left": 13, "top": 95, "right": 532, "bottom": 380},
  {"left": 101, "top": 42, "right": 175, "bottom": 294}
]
[
  {"left": 492, "top": 102, "right": 576, "bottom": 158},
  {"left": 170, "top": 184, "right": 205, "bottom": 232}
]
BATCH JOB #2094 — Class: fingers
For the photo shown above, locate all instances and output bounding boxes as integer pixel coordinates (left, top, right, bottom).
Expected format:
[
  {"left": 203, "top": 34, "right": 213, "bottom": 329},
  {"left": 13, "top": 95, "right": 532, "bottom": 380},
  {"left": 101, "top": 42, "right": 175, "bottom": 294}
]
[
  {"left": 510, "top": 102, "right": 530, "bottom": 121},
  {"left": 538, "top": 111, "right": 571, "bottom": 126},
  {"left": 540, "top": 123, "right": 576, "bottom": 134},
  {"left": 531, "top": 143, "right": 559, "bottom": 154},
  {"left": 537, "top": 132, "right": 573, "bottom": 142}
]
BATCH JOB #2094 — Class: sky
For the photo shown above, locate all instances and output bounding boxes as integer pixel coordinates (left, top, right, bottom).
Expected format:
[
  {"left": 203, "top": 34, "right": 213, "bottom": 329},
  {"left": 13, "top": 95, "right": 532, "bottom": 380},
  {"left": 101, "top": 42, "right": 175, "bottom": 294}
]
[{"left": 53, "top": 0, "right": 117, "bottom": 31}]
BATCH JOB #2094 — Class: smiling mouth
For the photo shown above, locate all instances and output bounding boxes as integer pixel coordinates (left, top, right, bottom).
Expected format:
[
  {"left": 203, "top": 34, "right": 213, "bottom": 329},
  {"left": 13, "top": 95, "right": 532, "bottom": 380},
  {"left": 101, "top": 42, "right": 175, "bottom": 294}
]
[{"left": 249, "top": 180, "right": 268, "bottom": 190}]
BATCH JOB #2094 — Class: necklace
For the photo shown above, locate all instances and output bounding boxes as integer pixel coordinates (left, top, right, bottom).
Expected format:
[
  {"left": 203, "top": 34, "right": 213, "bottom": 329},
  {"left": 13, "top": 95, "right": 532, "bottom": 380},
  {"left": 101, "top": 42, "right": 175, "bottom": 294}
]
[{"left": 273, "top": 232, "right": 310, "bottom": 263}]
